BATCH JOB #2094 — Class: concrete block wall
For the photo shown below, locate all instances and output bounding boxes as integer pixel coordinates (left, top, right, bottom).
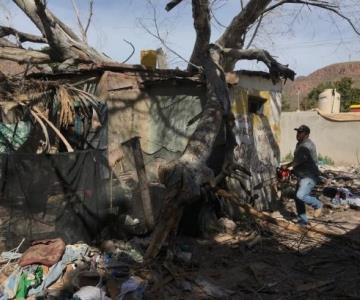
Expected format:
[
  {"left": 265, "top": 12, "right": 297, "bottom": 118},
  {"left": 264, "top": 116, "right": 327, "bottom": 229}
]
[{"left": 280, "top": 111, "right": 360, "bottom": 166}]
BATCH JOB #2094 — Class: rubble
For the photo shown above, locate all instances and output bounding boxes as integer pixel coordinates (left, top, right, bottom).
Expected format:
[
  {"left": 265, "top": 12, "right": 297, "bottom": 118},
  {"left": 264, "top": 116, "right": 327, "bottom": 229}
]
[{"left": 0, "top": 165, "right": 359, "bottom": 299}]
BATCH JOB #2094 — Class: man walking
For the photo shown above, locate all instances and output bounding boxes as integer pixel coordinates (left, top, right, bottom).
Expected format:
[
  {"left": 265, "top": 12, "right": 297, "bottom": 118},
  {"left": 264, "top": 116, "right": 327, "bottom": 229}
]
[{"left": 284, "top": 125, "right": 322, "bottom": 225}]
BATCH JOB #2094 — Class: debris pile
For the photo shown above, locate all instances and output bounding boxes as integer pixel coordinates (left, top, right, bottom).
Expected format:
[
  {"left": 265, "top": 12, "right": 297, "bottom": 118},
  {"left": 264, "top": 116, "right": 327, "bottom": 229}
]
[
  {"left": 0, "top": 238, "right": 149, "bottom": 299},
  {"left": 0, "top": 166, "right": 359, "bottom": 299}
]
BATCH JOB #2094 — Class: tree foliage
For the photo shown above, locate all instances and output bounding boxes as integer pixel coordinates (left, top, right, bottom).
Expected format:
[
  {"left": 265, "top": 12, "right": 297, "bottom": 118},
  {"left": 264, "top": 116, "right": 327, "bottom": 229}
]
[{"left": 304, "top": 77, "right": 360, "bottom": 111}]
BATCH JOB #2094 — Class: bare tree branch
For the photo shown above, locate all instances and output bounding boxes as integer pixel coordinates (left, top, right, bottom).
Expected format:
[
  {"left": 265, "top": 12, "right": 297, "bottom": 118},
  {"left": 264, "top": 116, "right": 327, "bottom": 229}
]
[
  {"left": 0, "top": 46, "right": 51, "bottom": 64},
  {"left": 245, "top": 15, "right": 263, "bottom": 49},
  {"left": 215, "top": 0, "right": 272, "bottom": 71},
  {"left": 221, "top": 47, "right": 295, "bottom": 81},
  {"left": 216, "top": 0, "right": 271, "bottom": 49},
  {"left": 12, "top": 0, "right": 81, "bottom": 42},
  {"left": 165, "top": 0, "right": 184, "bottom": 11},
  {"left": 141, "top": 1, "right": 201, "bottom": 70},
  {"left": 71, "top": 0, "right": 87, "bottom": 42},
  {"left": 70, "top": 0, "right": 94, "bottom": 42},
  {"left": 262, "top": 0, "right": 337, "bottom": 14},
  {"left": 210, "top": 8, "right": 227, "bottom": 28},
  {"left": 188, "top": 0, "right": 211, "bottom": 70},
  {"left": 0, "top": 26, "right": 47, "bottom": 44},
  {"left": 121, "top": 39, "right": 135, "bottom": 63},
  {"left": 12, "top": 0, "right": 109, "bottom": 64},
  {"left": 139, "top": 19, "right": 200, "bottom": 70},
  {"left": 262, "top": 0, "right": 360, "bottom": 36},
  {"left": 0, "top": 37, "right": 19, "bottom": 48},
  {"left": 84, "top": 0, "right": 94, "bottom": 37}
]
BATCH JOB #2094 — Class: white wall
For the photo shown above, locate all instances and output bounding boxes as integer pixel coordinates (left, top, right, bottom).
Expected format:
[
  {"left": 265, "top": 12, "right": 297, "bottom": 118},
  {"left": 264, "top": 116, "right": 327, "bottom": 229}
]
[{"left": 280, "top": 111, "right": 360, "bottom": 165}]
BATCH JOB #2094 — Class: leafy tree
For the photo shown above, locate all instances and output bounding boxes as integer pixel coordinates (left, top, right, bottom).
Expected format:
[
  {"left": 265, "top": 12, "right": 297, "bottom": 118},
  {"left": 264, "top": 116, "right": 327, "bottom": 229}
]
[
  {"left": 335, "top": 78, "right": 360, "bottom": 111},
  {"left": 305, "top": 77, "right": 360, "bottom": 112}
]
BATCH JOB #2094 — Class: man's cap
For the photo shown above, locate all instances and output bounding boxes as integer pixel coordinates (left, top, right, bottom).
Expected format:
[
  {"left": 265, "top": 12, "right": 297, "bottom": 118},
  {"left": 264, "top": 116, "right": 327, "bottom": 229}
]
[{"left": 294, "top": 124, "right": 310, "bottom": 134}]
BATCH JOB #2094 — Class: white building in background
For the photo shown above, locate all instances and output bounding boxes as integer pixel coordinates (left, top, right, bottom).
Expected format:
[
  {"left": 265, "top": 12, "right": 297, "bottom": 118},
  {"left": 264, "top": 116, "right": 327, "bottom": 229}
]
[{"left": 318, "top": 89, "right": 341, "bottom": 113}]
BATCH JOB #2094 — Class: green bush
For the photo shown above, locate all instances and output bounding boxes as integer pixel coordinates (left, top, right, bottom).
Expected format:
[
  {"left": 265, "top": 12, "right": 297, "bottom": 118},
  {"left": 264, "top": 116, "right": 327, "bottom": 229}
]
[
  {"left": 318, "top": 154, "right": 334, "bottom": 166},
  {"left": 282, "top": 151, "right": 293, "bottom": 162}
]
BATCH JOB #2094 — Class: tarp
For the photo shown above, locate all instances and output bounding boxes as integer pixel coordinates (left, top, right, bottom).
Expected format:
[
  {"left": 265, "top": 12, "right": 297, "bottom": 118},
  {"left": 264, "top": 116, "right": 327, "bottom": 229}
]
[{"left": 0, "top": 102, "right": 109, "bottom": 249}]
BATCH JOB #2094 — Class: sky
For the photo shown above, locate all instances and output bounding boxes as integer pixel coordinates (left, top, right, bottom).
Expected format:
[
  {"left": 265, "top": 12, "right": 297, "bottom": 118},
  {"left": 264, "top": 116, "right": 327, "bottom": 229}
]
[{"left": 1, "top": 0, "right": 360, "bottom": 77}]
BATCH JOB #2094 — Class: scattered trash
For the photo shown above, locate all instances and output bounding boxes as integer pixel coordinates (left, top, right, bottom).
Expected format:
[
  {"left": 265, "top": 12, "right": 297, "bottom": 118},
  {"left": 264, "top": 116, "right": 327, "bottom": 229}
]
[
  {"left": 72, "top": 286, "right": 110, "bottom": 300},
  {"left": 19, "top": 238, "right": 65, "bottom": 267},
  {"left": 117, "top": 276, "right": 147, "bottom": 300},
  {"left": 15, "top": 266, "right": 43, "bottom": 299},
  {"left": 333, "top": 188, "right": 360, "bottom": 208},
  {"left": 218, "top": 217, "right": 237, "bottom": 234},
  {"left": 0, "top": 252, "right": 22, "bottom": 261},
  {"left": 0, "top": 163, "right": 359, "bottom": 299},
  {"left": 124, "top": 215, "right": 140, "bottom": 226},
  {"left": 324, "top": 187, "right": 360, "bottom": 208},
  {"left": 0, "top": 238, "right": 25, "bottom": 275}
]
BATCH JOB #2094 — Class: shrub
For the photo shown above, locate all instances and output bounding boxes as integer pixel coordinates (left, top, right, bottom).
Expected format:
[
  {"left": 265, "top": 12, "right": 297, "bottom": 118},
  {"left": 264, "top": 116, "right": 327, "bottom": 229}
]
[{"left": 318, "top": 154, "right": 334, "bottom": 166}]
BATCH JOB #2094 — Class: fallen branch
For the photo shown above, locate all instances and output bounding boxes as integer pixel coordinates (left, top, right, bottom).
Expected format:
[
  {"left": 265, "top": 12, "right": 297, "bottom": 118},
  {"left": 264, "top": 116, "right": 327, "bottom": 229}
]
[
  {"left": 239, "top": 203, "right": 345, "bottom": 237},
  {"left": 0, "top": 25, "right": 47, "bottom": 44},
  {"left": 220, "top": 47, "right": 295, "bottom": 81},
  {"left": 30, "top": 109, "right": 51, "bottom": 152},
  {"left": 31, "top": 107, "right": 74, "bottom": 152},
  {"left": 165, "top": 0, "right": 184, "bottom": 12},
  {"left": 0, "top": 47, "right": 51, "bottom": 64}
]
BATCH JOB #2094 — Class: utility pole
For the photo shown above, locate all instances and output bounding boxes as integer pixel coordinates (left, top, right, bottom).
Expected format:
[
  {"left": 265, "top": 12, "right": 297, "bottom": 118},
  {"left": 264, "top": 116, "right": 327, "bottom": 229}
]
[{"left": 297, "top": 90, "right": 300, "bottom": 111}]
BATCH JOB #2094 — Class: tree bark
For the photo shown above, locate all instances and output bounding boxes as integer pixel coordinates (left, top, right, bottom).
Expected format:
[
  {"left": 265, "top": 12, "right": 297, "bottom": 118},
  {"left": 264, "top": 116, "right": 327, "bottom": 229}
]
[
  {"left": 0, "top": 46, "right": 51, "bottom": 64},
  {"left": 12, "top": 0, "right": 110, "bottom": 64},
  {"left": 0, "top": 38, "right": 18, "bottom": 48},
  {"left": 215, "top": 0, "right": 272, "bottom": 71},
  {"left": 188, "top": 0, "right": 211, "bottom": 70},
  {"left": 222, "top": 47, "right": 295, "bottom": 80},
  {"left": 0, "top": 26, "right": 47, "bottom": 44}
]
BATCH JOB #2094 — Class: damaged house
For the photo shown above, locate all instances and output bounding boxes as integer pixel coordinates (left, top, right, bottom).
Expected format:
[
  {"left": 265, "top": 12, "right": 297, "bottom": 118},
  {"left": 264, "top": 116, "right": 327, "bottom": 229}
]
[
  {"left": 2, "top": 1, "right": 360, "bottom": 298},
  {"left": 0, "top": 63, "right": 282, "bottom": 249}
]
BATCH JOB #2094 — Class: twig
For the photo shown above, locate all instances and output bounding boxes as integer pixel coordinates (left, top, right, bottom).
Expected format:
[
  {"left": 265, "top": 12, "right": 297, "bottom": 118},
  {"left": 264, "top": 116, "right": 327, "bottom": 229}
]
[
  {"left": 262, "top": 0, "right": 360, "bottom": 36},
  {"left": 71, "top": 0, "right": 94, "bottom": 42},
  {"left": 210, "top": 8, "right": 227, "bottom": 28},
  {"left": 140, "top": 1, "right": 201, "bottom": 71},
  {"left": 84, "top": 0, "right": 94, "bottom": 37},
  {"left": 0, "top": 238, "right": 25, "bottom": 274},
  {"left": 246, "top": 14, "right": 263, "bottom": 49},
  {"left": 31, "top": 107, "right": 74, "bottom": 152},
  {"left": 165, "top": 0, "right": 184, "bottom": 12},
  {"left": 30, "top": 109, "right": 51, "bottom": 152},
  {"left": 121, "top": 39, "right": 135, "bottom": 63}
]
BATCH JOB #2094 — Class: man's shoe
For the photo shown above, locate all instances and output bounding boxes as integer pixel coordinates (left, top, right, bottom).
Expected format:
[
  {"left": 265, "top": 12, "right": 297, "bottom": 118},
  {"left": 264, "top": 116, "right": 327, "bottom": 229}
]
[{"left": 313, "top": 206, "right": 322, "bottom": 218}]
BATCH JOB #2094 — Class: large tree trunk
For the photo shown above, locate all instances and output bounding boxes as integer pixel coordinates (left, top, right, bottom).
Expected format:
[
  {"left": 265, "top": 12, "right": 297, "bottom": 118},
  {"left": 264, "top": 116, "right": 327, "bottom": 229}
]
[
  {"left": 7, "top": 0, "right": 111, "bottom": 66},
  {"left": 3, "top": 0, "right": 347, "bottom": 261},
  {"left": 145, "top": 0, "right": 298, "bottom": 260}
]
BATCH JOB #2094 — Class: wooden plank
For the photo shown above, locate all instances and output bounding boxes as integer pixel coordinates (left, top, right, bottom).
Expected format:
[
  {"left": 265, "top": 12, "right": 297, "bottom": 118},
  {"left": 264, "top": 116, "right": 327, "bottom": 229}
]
[{"left": 122, "top": 137, "right": 154, "bottom": 230}]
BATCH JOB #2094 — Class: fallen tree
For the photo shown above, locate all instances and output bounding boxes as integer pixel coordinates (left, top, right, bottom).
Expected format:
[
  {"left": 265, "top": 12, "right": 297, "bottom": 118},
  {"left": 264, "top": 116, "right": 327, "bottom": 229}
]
[{"left": 0, "top": 0, "right": 359, "bottom": 260}]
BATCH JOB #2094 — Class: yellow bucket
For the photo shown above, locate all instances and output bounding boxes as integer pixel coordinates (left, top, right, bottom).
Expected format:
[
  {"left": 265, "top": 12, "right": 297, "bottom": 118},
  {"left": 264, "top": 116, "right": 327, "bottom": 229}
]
[{"left": 140, "top": 50, "right": 157, "bottom": 69}]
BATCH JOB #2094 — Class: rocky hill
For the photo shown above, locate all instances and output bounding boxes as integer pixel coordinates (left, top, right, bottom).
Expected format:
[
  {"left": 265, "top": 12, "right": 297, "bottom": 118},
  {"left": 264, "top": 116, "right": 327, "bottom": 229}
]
[{"left": 283, "top": 61, "right": 360, "bottom": 110}]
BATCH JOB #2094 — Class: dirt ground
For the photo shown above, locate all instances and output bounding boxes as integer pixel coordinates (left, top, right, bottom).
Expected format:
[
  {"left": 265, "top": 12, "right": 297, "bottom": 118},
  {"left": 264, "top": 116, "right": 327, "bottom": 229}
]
[
  {"left": 1, "top": 167, "right": 359, "bottom": 299},
  {"left": 143, "top": 167, "right": 360, "bottom": 299}
]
